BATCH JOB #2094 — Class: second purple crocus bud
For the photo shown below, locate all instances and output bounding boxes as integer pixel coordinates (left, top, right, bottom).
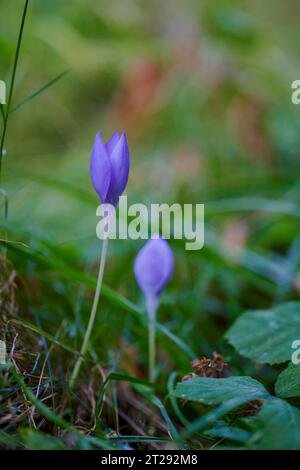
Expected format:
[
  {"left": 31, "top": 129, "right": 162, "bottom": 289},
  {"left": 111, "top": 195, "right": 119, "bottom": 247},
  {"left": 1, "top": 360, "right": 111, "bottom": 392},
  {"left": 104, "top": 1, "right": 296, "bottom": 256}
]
[
  {"left": 134, "top": 234, "right": 174, "bottom": 381},
  {"left": 90, "top": 130, "right": 130, "bottom": 207},
  {"left": 134, "top": 234, "right": 174, "bottom": 303}
]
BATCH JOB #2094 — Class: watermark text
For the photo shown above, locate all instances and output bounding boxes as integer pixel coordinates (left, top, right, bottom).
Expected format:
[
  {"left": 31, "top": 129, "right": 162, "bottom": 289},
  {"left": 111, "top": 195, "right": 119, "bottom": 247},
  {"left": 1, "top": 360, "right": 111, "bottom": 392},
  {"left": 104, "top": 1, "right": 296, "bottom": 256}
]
[{"left": 95, "top": 196, "right": 204, "bottom": 251}]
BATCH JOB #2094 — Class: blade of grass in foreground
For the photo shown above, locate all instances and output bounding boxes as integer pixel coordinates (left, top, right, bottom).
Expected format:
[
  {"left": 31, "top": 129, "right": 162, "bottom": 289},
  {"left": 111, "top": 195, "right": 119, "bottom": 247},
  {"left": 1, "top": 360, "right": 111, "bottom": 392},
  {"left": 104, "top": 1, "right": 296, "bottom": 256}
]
[
  {"left": 108, "top": 435, "right": 169, "bottom": 443},
  {"left": 9, "top": 362, "right": 118, "bottom": 450},
  {"left": 5, "top": 166, "right": 95, "bottom": 205},
  {"left": 11, "top": 317, "right": 94, "bottom": 362},
  {"left": 0, "top": 0, "right": 30, "bottom": 177},
  {"left": 10, "top": 70, "right": 69, "bottom": 113},
  {"left": 167, "top": 372, "right": 190, "bottom": 428},
  {"left": 0, "top": 429, "right": 20, "bottom": 449},
  {"left": 11, "top": 362, "right": 71, "bottom": 430},
  {"left": 95, "top": 372, "right": 178, "bottom": 441},
  {"left": 134, "top": 384, "right": 179, "bottom": 441},
  {"left": 95, "top": 372, "right": 166, "bottom": 435},
  {"left": 206, "top": 197, "right": 300, "bottom": 218},
  {"left": 0, "top": 104, "right": 5, "bottom": 121},
  {"left": 175, "top": 396, "right": 248, "bottom": 445},
  {"left": 4, "top": 239, "right": 195, "bottom": 359}
]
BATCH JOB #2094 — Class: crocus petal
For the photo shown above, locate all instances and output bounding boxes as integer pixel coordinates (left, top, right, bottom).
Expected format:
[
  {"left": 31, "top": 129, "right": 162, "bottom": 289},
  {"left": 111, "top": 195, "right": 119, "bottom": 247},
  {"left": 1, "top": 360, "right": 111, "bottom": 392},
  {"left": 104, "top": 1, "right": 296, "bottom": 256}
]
[
  {"left": 106, "top": 130, "right": 120, "bottom": 156},
  {"left": 106, "top": 131, "right": 130, "bottom": 207},
  {"left": 90, "top": 132, "right": 112, "bottom": 204},
  {"left": 134, "top": 235, "right": 174, "bottom": 298}
]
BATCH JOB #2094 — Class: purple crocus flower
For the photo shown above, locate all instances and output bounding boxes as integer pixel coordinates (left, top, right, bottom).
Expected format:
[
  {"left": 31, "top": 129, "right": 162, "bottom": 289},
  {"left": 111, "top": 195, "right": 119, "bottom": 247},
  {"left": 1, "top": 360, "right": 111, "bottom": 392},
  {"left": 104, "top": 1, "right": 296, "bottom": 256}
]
[
  {"left": 134, "top": 234, "right": 174, "bottom": 303},
  {"left": 134, "top": 234, "right": 174, "bottom": 381},
  {"left": 90, "top": 130, "right": 130, "bottom": 207}
]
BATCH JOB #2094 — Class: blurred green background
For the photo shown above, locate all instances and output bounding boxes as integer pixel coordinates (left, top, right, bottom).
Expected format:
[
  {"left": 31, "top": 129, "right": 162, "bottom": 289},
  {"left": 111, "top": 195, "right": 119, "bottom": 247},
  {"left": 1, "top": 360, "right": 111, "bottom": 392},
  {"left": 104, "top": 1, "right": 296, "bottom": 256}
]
[{"left": 1, "top": 0, "right": 300, "bottom": 379}]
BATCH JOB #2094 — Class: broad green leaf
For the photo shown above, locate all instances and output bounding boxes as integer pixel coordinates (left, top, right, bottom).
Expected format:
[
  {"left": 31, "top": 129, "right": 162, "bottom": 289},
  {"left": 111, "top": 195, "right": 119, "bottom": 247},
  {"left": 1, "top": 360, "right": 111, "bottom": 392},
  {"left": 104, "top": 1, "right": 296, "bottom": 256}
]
[
  {"left": 226, "top": 302, "right": 300, "bottom": 364},
  {"left": 251, "top": 398, "right": 300, "bottom": 450},
  {"left": 173, "top": 376, "right": 269, "bottom": 405},
  {"left": 207, "top": 423, "right": 252, "bottom": 443},
  {"left": 275, "top": 363, "right": 300, "bottom": 398}
]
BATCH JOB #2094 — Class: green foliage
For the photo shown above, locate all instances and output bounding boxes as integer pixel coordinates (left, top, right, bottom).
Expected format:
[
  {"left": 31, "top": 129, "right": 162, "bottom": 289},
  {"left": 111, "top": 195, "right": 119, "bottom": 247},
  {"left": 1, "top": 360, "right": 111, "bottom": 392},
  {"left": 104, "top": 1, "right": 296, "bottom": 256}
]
[
  {"left": 1, "top": 0, "right": 300, "bottom": 451},
  {"left": 173, "top": 376, "right": 269, "bottom": 405},
  {"left": 20, "top": 430, "right": 67, "bottom": 450},
  {"left": 275, "top": 363, "right": 300, "bottom": 398},
  {"left": 173, "top": 376, "right": 300, "bottom": 449},
  {"left": 251, "top": 398, "right": 300, "bottom": 450},
  {"left": 226, "top": 302, "right": 300, "bottom": 364}
]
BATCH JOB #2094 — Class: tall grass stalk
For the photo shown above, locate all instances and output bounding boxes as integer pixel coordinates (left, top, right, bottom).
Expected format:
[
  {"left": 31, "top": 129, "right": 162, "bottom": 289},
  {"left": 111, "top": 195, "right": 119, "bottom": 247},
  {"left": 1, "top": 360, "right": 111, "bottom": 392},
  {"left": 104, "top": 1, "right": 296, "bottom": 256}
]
[{"left": 0, "top": 0, "right": 29, "bottom": 180}]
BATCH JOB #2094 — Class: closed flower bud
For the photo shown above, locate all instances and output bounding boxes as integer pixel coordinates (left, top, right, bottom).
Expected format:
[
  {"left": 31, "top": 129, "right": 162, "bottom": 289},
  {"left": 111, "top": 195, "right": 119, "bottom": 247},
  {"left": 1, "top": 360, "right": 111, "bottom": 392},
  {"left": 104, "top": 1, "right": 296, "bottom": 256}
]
[
  {"left": 90, "top": 130, "right": 130, "bottom": 207},
  {"left": 134, "top": 234, "right": 174, "bottom": 382},
  {"left": 134, "top": 234, "right": 174, "bottom": 300}
]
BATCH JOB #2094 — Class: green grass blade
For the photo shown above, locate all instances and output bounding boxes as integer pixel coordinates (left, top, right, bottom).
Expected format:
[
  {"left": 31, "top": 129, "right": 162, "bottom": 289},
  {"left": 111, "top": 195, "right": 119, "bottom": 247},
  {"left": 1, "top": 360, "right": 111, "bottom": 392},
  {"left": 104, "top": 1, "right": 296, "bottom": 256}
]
[
  {"left": 135, "top": 385, "right": 179, "bottom": 440},
  {"left": 0, "top": 0, "right": 30, "bottom": 175},
  {"left": 0, "top": 104, "right": 5, "bottom": 121},
  {"left": 11, "top": 317, "right": 93, "bottom": 362},
  {"left": 4, "top": 239, "right": 195, "bottom": 358},
  {"left": 11, "top": 70, "right": 69, "bottom": 113},
  {"left": 11, "top": 363, "right": 72, "bottom": 430},
  {"left": 10, "top": 363, "right": 117, "bottom": 449},
  {"left": 176, "top": 397, "right": 248, "bottom": 444},
  {"left": 207, "top": 197, "right": 300, "bottom": 218}
]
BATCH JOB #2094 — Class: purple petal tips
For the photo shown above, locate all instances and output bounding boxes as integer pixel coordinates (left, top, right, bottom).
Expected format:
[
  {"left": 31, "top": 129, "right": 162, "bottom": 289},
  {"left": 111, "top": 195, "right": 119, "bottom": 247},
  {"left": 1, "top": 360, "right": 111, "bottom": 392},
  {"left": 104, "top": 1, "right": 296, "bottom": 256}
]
[
  {"left": 90, "top": 130, "right": 130, "bottom": 207},
  {"left": 90, "top": 133, "right": 111, "bottom": 204},
  {"left": 106, "top": 131, "right": 130, "bottom": 207},
  {"left": 134, "top": 234, "right": 174, "bottom": 298},
  {"left": 105, "top": 130, "right": 120, "bottom": 155}
]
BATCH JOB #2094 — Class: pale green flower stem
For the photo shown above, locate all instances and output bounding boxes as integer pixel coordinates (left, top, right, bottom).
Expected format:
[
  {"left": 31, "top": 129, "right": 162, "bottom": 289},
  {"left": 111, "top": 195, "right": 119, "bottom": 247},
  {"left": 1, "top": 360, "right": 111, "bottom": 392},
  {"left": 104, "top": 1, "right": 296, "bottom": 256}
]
[
  {"left": 146, "top": 295, "right": 159, "bottom": 382},
  {"left": 69, "top": 236, "right": 109, "bottom": 388}
]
